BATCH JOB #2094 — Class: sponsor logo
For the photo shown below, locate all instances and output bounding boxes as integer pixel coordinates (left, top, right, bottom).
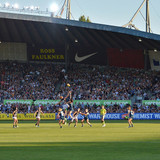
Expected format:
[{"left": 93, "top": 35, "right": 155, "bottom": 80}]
[
  {"left": 153, "top": 59, "right": 160, "bottom": 66},
  {"left": 75, "top": 52, "right": 97, "bottom": 62}
]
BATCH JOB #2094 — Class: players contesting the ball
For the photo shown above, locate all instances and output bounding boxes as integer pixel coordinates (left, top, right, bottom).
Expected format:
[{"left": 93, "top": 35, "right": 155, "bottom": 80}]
[
  {"left": 34, "top": 107, "right": 44, "bottom": 127},
  {"left": 81, "top": 108, "right": 92, "bottom": 127},
  {"left": 13, "top": 107, "right": 18, "bottom": 128},
  {"left": 55, "top": 90, "right": 71, "bottom": 124}
]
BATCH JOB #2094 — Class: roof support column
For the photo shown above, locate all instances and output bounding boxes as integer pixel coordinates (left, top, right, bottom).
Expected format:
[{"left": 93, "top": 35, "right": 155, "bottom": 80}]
[{"left": 144, "top": 50, "right": 149, "bottom": 70}]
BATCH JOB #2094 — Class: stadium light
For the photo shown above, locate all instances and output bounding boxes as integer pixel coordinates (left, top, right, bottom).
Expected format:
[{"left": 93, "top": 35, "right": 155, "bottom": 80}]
[
  {"left": 154, "top": 49, "right": 157, "bottom": 52},
  {"left": 65, "top": 27, "right": 69, "bottom": 31},
  {"left": 30, "top": 6, "right": 34, "bottom": 10},
  {"left": 75, "top": 39, "right": 78, "bottom": 43},
  {"left": 4, "top": 2, "right": 10, "bottom": 8},
  {"left": 13, "top": 3, "right": 19, "bottom": 9},
  {"left": 50, "top": 3, "right": 58, "bottom": 13},
  {"left": 138, "top": 38, "right": 142, "bottom": 42}
]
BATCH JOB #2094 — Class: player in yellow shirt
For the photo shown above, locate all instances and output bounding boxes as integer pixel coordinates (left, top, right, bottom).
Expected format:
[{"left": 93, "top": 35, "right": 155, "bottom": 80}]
[{"left": 100, "top": 105, "right": 106, "bottom": 127}]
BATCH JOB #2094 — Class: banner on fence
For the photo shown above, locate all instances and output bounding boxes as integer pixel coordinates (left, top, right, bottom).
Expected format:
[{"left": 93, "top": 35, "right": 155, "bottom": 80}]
[
  {"left": 34, "top": 100, "right": 59, "bottom": 105},
  {"left": 56, "top": 113, "right": 160, "bottom": 120},
  {"left": 142, "top": 100, "right": 160, "bottom": 107},
  {"left": 0, "top": 113, "right": 55, "bottom": 120},
  {"left": 4, "top": 100, "right": 33, "bottom": 105},
  {"left": 3, "top": 100, "right": 131, "bottom": 106}
]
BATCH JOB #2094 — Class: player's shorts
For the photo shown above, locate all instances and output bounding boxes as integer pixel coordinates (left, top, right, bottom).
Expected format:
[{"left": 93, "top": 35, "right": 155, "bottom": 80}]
[
  {"left": 59, "top": 116, "right": 65, "bottom": 120},
  {"left": 68, "top": 107, "right": 73, "bottom": 112},
  {"left": 36, "top": 116, "right": 40, "bottom": 119},
  {"left": 100, "top": 115, "right": 105, "bottom": 119},
  {"left": 84, "top": 117, "right": 88, "bottom": 121},
  {"left": 71, "top": 116, "right": 78, "bottom": 122},
  {"left": 13, "top": 117, "right": 17, "bottom": 120},
  {"left": 62, "top": 104, "right": 69, "bottom": 110},
  {"left": 128, "top": 116, "right": 133, "bottom": 119}
]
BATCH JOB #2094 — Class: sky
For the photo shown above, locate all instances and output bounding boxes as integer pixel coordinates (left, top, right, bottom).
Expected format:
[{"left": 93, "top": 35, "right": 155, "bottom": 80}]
[{"left": 0, "top": 0, "right": 160, "bottom": 34}]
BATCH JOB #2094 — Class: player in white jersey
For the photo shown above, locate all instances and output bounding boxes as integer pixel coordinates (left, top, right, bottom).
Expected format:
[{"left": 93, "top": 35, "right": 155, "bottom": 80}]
[
  {"left": 68, "top": 108, "right": 80, "bottom": 127},
  {"left": 128, "top": 106, "right": 134, "bottom": 128},
  {"left": 13, "top": 107, "right": 18, "bottom": 128},
  {"left": 34, "top": 107, "right": 44, "bottom": 127}
]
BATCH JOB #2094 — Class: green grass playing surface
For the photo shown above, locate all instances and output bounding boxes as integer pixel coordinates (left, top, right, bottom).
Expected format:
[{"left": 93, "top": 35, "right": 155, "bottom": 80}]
[{"left": 0, "top": 121, "right": 160, "bottom": 160}]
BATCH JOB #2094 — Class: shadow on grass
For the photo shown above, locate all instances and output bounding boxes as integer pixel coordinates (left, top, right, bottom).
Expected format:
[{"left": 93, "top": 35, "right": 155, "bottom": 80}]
[{"left": 0, "top": 142, "right": 160, "bottom": 160}]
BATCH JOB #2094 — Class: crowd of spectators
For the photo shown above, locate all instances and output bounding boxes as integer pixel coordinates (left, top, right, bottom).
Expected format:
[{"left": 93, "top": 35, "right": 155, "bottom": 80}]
[
  {"left": 0, "top": 61, "right": 160, "bottom": 114},
  {"left": 0, "top": 61, "right": 64, "bottom": 100},
  {"left": 59, "top": 64, "right": 160, "bottom": 101}
]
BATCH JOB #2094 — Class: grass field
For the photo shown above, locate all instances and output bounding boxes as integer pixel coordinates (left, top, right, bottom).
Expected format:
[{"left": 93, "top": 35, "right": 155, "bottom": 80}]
[{"left": 0, "top": 120, "right": 160, "bottom": 160}]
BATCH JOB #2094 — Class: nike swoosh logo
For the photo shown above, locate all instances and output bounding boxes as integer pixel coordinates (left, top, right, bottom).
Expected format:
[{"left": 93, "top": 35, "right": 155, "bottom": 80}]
[{"left": 75, "top": 52, "right": 98, "bottom": 62}]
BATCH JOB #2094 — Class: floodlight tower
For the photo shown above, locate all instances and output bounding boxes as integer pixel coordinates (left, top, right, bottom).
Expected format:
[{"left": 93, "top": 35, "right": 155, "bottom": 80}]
[
  {"left": 58, "top": 0, "right": 71, "bottom": 19},
  {"left": 123, "top": 0, "right": 151, "bottom": 33},
  {"left": 146, "top": 0, "right": 150, "bottom": 33}
]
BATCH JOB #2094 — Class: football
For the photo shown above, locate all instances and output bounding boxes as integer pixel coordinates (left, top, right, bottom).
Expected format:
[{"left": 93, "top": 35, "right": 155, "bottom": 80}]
[{"left": 67, "top": 83, "right": 70, "bottom": 87}]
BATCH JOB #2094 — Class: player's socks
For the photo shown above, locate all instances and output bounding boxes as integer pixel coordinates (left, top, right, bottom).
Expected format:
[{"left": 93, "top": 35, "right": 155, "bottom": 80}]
[
  {"left": 65, "top": 118, "right": 67, "bottom": 124},
  {"left": 60, "top": 126, "right": 62, "bottom": 128},
  {"left": 13, "top": 125, "right": 15, "bottom": 128},
  {"left": 15, "top": 125, "right": 17, "bottom": 128},
  {"left": 74, "top": 125, "right": 77, "bottom": 127},
  {"left": 81, "top": 124, "right": 83, "bottom": 127}
]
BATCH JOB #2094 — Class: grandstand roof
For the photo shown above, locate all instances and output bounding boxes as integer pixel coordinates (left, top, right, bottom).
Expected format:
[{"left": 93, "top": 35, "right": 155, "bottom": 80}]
[{"left": 0, "top": 12, "right": 160, "bottom": 50}]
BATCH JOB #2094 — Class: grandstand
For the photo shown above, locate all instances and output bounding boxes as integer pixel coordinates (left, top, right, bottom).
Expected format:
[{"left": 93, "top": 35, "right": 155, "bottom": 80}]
[{"left": 0, "top": 11, "right": 160, "bottom": 114}]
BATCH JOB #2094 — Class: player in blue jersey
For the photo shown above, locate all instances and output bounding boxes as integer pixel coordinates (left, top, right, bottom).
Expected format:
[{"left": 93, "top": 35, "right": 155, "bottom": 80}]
[
  {"left": 128, "top": 106, "right": 134, "bottom": 128},
  {"left": 67, "top": 98, "right": 74, "bottom": 119},
  {"left": 81, "top": 108, "right": 92, "bottom": 127},
  {"left": 57, "top": 107, "right": 65, "bottom": 128}
]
